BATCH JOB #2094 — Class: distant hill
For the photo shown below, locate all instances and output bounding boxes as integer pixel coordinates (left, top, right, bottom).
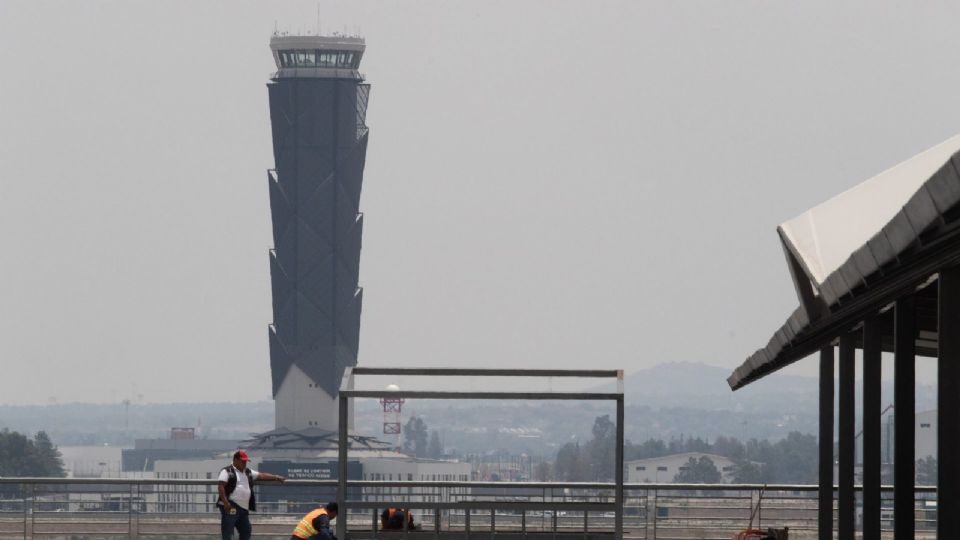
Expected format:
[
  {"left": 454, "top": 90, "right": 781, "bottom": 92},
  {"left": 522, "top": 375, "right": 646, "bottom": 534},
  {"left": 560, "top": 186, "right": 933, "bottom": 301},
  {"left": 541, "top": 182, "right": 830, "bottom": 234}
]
[
  {"left": 618, "top": 361, "right": 820, "bottom": 412},
  {"left": 617, "top": 360, "right": 935, "bottom": 416}
]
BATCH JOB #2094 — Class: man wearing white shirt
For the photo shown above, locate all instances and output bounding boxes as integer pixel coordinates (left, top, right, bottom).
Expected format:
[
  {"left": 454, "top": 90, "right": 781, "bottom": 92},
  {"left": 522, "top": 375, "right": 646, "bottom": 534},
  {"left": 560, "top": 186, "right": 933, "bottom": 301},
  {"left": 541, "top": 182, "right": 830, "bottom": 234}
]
[{"left": 217, "top": 450, "right": 285, "bottom": 540}]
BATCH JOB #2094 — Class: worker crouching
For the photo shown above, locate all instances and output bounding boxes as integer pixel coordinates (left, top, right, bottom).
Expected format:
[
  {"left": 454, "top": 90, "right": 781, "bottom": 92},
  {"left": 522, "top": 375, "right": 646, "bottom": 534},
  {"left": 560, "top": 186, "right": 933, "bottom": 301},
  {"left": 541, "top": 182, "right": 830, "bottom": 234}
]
[
  {"left": 291, "top": 502, "right": 338, "bottom": 540},
  {"left": 380, "top": 507, "right": 416, "bottom": 531}
]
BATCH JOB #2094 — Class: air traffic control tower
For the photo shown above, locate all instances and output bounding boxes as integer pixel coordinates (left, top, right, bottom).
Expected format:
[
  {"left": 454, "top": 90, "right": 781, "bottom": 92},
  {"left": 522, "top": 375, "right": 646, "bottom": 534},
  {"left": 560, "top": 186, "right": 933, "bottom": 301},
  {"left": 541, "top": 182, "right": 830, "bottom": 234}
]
[{"left": 266, "top": 35, "right": 369, "bottom": 433}]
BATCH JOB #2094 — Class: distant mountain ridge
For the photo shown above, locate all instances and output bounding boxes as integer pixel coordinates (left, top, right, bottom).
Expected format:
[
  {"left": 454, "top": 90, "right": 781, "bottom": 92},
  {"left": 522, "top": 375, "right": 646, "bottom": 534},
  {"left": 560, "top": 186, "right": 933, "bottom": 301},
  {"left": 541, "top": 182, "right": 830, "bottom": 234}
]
[
  {"left": 607, "top": 361, "right": 819, "bottom": 412},
  {"left": 619, "top": 361, "right": 935, "bottom": 413}
]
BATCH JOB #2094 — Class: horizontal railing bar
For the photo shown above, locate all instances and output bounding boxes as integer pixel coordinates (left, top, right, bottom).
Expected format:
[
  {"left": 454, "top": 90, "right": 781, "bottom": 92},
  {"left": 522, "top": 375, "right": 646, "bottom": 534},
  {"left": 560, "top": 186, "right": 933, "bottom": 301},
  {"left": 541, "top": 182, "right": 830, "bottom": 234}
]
[
  {"left": 340, "top": 390, "right": 622, "bottom": 400},
  {"left": 350, "top": 368, "right": 621, "bottom": 378},
  {"left": 346, "top": 502, "right": 615, "bottom": 511},
  {"left": 0, "top": 478, "right": 937, "bottom": 493}
]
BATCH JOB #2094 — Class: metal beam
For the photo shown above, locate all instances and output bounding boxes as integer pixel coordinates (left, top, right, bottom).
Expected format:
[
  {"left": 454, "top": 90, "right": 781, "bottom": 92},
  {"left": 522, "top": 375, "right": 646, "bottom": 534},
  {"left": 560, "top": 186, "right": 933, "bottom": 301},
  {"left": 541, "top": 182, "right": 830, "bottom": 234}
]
[
  {"left": 615, "top": 395, "right": 624, "bottom": 540},
  {"left": 894, "top": 295, "right": 916, "bottom": 540},
  {"left": 818, "top": 346, "right": 834, "bottom": 540},
  {"left": 940, "top": 266, "right": 960, "bottom": 538},
  {"left": 350, "top": 367, "right": 620, "bottom": 377},
  {"left": 837, "top": 335, "right": 855, "bottom": 540},
  {"left": 339, "top": 390, "right": 621, "bottom": 400},
  {"left": 861, "top": 316, "right": 882, "bottom": 540},
  {"left": 338, "top": 393, "right": 348, "bottom": 540}
]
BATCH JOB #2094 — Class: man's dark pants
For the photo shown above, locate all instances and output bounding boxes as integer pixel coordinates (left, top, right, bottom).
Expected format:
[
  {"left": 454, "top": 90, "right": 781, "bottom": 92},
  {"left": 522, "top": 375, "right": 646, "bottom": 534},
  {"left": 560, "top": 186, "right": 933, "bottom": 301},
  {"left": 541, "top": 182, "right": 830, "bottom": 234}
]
[{"left": 220, "top": 506, "right": 252, "bottom": 540}]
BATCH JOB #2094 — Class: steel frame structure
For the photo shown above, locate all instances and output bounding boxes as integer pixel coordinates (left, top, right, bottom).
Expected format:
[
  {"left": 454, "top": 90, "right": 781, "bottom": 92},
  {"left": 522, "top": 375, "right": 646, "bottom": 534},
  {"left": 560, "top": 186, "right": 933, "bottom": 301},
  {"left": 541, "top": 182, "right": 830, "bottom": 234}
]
[{"left": 336, "top": 367, "right": 625, "bottom": 540}]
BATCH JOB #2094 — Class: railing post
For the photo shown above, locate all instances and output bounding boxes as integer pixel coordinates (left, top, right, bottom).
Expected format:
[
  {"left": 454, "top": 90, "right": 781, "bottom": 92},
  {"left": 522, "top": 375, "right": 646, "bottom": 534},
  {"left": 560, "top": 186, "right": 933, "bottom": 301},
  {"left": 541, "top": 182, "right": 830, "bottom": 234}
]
[
  {"left": 28, "top": 482, "right": 34, "bottom": 540},
  {"left": 21, "top": 482, "right": 30, "bottom": 540},
  {"left": 128, "top": 483, "right": 135, "bottom": 539},
  {"left": 582, "top": 505, "right": 588, "bottom": 539},
  {"left": 757, "top": 487, "right": 762, "bottom": 529},
  {"left": 653, "top": 488, "right": 658, "bottom": 540}
]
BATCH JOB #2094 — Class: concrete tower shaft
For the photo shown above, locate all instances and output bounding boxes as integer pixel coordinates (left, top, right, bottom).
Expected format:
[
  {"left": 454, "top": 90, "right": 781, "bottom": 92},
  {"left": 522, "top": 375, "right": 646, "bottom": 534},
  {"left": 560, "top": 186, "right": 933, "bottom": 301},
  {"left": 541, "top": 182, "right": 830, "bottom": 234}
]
[{"left": 266, "top": 34, "right": 370, "bottom": 432}]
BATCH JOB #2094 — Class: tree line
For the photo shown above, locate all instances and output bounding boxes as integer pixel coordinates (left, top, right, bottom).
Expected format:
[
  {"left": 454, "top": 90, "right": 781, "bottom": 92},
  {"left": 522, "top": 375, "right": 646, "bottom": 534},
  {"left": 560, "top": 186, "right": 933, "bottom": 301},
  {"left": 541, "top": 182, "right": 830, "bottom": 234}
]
[
  {"left": 0, "top": 429, "right": 66, "bottom": 477},
  {"left": 400, "top": 414, "right": 940, "bottom": 486},
  {"left": 549, "top": 415, "right": 820, "bottom": 484},
  {"left": 548, "top": 415, "right": 943, "bottom": 484}
]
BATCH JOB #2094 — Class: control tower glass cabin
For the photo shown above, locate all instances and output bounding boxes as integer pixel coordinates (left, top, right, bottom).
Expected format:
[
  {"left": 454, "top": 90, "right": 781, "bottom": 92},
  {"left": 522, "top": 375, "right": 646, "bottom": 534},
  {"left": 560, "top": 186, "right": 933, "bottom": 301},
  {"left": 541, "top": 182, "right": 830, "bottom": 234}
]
[{"left": 266, "top": 35, "right": 369, "bottom": 433}]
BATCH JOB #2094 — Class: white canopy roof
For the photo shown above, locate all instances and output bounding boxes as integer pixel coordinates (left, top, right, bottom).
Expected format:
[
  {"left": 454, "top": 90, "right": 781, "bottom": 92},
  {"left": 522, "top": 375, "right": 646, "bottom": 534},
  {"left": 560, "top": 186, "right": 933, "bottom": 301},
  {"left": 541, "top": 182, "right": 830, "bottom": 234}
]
[
  {"left": 778, "top": 135, "right": 960, "bottom": 303},
  {"left": 780, "top": 133, "right": 960, "bottom": 290},
  {"left": 730, "top": 133, "right": 960, "bottom": 390}
]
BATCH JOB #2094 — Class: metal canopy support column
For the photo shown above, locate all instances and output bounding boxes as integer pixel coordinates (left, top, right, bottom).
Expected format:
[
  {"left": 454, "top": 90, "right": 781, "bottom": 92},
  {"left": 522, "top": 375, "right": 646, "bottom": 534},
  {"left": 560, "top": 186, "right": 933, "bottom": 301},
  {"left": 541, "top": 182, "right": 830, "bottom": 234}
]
[
  {"left": 818, "top": 346, "right": 835, "bottom": 540},
  {"left": 939, "top": 267, "right": 960, "bottom": 538},
  {"left": 862, "top": 316, "right": 882, "bottom": 540},
  {"left": 837, "top": 335, "right": 855, "bottom": 540},
  {"left": 894, "top": 295, "right": 916, "bottom": 539}
]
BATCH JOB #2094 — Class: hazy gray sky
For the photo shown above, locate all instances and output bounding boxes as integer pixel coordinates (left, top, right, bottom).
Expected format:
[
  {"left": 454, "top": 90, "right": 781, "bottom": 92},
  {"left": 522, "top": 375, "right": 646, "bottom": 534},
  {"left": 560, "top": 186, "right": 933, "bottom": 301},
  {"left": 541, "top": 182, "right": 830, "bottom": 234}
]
[{"left": 1, "top": 1, "right": 955, "bottom": 404}]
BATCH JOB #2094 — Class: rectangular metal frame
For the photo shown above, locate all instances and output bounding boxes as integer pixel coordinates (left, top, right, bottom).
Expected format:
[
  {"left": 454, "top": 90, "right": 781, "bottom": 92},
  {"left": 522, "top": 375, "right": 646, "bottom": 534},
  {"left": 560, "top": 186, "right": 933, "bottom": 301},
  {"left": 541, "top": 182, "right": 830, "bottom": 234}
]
[{"left": 336, "top": 367, "right": 625, "bottom": 540}]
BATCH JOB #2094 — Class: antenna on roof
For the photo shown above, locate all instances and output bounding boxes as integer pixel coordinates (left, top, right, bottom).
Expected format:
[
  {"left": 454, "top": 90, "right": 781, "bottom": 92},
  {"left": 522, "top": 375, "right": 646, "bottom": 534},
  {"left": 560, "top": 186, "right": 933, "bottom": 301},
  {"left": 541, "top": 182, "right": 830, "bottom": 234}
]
[{"left": 316, "top": 3, "right": 321, "bottom": 35}]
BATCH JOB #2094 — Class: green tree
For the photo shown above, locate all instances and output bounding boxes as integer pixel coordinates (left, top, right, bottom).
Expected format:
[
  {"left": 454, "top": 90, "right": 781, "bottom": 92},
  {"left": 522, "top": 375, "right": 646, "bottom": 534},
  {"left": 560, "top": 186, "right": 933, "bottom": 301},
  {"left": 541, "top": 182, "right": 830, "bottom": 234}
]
[
  {"left": 712, "top": 436, "right": 746, "bottom": 461},
  {"left": 683, "top": 437, "right": 711, "bottom": 453},
  {"left": 673, "top": 456, "right": 721, "bottom": 484},
  {"left": 428, "top": 431, "right": 443, "bottom": 459},
  {"left": 534, "top": 460, "right": 552, "bottom": 481},
  {"left": 0, "top": 429, "right": 66, "bottom": 477},
  {"left": 403, "top": 417, "right": 429, "bottom": 457},
  {"left": 626, "top": 438, "right": 668, "bottom": 460},
  {"left": 554, "top": 442, "right": 587, "bottom": 481},
  {"left": 768, "top": 432, "right": 818, "bottom": 483},
  {"left": 32, "top": 432, "right": 66, "bottom": 477},
  {"left": 917, "top": 456, "right": 937, "bottom": 485},
  {"left": 587, "top": 415, "right": 615, "bottom": 481},
  {"left": 732, "top": 458, "right": 768, "bottom": 483}
]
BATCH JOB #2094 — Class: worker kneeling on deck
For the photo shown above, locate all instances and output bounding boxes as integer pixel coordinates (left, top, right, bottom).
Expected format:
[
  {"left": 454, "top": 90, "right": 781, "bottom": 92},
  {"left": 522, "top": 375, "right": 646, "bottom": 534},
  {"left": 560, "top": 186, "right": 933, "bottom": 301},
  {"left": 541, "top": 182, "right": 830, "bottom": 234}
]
[
  {"left": 291, "top": 502, "right": 338, "bottom": 540},
  {"left": 380, "top": 507, "right": 416, "bottom": 530}
]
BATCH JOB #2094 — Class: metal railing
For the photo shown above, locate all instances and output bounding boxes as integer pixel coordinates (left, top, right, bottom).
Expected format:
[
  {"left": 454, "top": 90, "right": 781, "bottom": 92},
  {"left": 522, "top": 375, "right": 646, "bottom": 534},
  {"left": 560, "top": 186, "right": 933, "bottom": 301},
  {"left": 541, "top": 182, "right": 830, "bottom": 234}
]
[{"left": 0, "top": 478, "right": 938, "bottom": 539}]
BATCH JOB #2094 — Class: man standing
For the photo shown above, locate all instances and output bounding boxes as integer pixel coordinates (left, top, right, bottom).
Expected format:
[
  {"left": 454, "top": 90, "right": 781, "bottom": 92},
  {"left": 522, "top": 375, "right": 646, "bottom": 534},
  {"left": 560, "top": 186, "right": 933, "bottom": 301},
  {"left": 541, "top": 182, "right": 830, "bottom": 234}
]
[
  {"left": 217, "top": 449, "right": 285, "bottom": 540},
  {"left": 291, "top": 502, "right": 338, "bottom": 540}
]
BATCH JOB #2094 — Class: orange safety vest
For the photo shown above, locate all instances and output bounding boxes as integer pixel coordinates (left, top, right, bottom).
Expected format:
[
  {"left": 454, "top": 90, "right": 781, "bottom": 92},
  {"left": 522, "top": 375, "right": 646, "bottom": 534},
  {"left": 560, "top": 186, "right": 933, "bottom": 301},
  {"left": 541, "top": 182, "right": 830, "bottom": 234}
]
[{"left": 292, "top": 507, "right": 329, "bottom": 539}]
